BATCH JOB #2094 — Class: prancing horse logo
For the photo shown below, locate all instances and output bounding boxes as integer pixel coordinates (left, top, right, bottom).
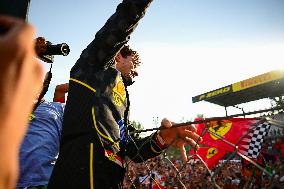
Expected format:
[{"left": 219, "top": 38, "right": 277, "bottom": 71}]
[
  {"left": 206, "top": 147, "right": 218, "bottom": 159},
  {"left": 208, "top": 120, "right": 232, "bottom": 140}
]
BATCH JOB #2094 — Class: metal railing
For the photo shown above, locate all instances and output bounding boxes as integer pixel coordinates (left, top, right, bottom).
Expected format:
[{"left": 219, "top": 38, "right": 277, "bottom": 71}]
[{"left": 123, "top": 107, "right": 284, "bottom": 189}]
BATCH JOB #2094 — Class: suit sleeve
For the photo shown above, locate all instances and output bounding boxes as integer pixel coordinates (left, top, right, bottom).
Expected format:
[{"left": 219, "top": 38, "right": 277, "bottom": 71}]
[
  {"left": 125, "top": 128, "right": 168, "bottom": 163},
  {"left": 71, "top": 0, "right": 153, "bottom": 77}
]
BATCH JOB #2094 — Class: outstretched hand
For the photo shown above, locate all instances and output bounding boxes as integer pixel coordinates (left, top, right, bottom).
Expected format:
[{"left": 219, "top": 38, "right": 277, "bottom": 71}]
[{"left": 158, "top": 118, "right": 202, "bottom": 162}]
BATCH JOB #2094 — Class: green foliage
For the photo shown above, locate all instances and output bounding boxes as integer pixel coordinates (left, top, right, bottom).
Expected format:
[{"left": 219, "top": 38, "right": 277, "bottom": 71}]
[
  {"left": 129, "top": 120, "right": 145, "bottom": 138},
  {"left": 130, "top": 120, "right": 144, "bottom": 130},
  {"left": 270, "top": 95, "right": 284, "bottom": 107},
  {"left": 196, "top": 114, "right": 204, "bottom": 118}
]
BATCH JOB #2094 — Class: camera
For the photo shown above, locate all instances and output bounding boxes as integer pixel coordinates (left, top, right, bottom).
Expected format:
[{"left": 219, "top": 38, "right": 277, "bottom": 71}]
[{"left": 35, "top": 37, "right": 70, "bottom": 63}]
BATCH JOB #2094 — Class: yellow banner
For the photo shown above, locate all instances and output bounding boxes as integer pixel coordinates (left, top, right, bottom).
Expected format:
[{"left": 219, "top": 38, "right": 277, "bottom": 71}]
[{"left": 232, "top": 70, "right": 284, "bottom": 92}]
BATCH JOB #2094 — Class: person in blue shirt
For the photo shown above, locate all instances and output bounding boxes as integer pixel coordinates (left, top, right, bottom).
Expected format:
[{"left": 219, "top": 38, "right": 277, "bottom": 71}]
[{"left": 16, "top": 83, "right": 68, "bottom": 189}]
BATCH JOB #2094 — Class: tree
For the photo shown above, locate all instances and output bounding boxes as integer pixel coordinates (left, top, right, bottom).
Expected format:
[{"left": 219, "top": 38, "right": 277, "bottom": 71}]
[
  {"left": 130, "top": 120, "right": 144, "bottom": 131},
  {"left": 196, "top": 114, "right": 204, "bottom": 118},
  {"left": 130, "top": 120, "right": 144, "bottom": 138},
  {"left": 270, "top": 95, "right": 284, "bottom": 108}
]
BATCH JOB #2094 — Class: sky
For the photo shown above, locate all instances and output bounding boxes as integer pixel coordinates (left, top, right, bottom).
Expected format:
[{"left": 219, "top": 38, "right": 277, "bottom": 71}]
[{"left": 28, "top": 0, "right": 284, "bottom": 129}]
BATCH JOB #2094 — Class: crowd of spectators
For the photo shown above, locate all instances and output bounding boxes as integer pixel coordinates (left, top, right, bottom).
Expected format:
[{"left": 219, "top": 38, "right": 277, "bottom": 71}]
[{"left": 123, "top": 137, "right": 284, "bottom": 189}]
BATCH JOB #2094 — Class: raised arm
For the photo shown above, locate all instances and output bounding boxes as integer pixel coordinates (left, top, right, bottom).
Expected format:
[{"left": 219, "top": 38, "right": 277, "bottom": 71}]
[
  {"left": 72, "top": 0, "right": 153, "bottom": 73},
  {"left": 53, "top": 83, "right": 69, "bottom": 103}
]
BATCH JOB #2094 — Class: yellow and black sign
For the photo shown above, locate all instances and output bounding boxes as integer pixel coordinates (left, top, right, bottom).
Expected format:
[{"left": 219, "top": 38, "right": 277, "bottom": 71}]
[
  {"left": 192, "top": 70, "right": 284, "bottom": 106},
  {"left": 232, "top": 70, "right": 284, "bottom": 92},
  {"left": 192, "top": 85, "right": 232, "bottom": 103}
]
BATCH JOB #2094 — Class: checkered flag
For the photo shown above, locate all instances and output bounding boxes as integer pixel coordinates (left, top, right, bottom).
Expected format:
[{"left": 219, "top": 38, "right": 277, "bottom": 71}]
[
  {"left": 239, "top": 121, "right": 271, "bottom": 159},
  {"left": 247, "top": 122, "right": 271, "bottom": 158}
]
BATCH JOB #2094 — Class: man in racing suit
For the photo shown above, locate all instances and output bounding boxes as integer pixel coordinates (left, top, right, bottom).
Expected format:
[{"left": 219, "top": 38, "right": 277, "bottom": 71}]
[{"left": 48, "top": 0, "right": 200, "bottom": 188}]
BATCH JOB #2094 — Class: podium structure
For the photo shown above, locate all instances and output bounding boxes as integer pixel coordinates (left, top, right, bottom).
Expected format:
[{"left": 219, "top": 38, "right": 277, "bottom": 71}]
[{"left": 192, "top": 70, "right": 284, "bottom": 109}]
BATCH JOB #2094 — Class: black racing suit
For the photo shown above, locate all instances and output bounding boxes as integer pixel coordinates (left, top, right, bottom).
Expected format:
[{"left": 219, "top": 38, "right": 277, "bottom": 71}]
[{"left": 47, "top": 0, "right": 164, "bottom": 188}]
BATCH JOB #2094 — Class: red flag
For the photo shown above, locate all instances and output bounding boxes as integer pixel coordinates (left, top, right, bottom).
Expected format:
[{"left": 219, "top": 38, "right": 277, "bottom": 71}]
[
  {"left": 190, "top": 118, "right": 256, "bottom": 169},
  {"left": 194, "top": 118, "right": 258, "bottom": 152},
  {"left": 191, "top": 147, "right": 228, "bottom": 169},
  {"left": 191, "top": 118, "right": 270, "bottom": 170}
]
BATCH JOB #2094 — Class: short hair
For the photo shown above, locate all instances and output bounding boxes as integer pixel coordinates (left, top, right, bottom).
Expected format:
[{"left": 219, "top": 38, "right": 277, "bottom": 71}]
[{"left": 119, "top": 45, "right": 141, "bottom": 66}]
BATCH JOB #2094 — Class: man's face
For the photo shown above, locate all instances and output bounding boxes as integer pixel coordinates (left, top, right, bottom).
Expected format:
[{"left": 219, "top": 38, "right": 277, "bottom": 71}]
[{"left": 116, "top": 53, "right": 140, "bottom": 83}]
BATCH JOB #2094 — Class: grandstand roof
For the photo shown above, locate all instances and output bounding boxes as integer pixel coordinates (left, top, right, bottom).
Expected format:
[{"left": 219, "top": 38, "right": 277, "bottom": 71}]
[{"left": 192, "top": 70, "right": 284, "bottom": 107}]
